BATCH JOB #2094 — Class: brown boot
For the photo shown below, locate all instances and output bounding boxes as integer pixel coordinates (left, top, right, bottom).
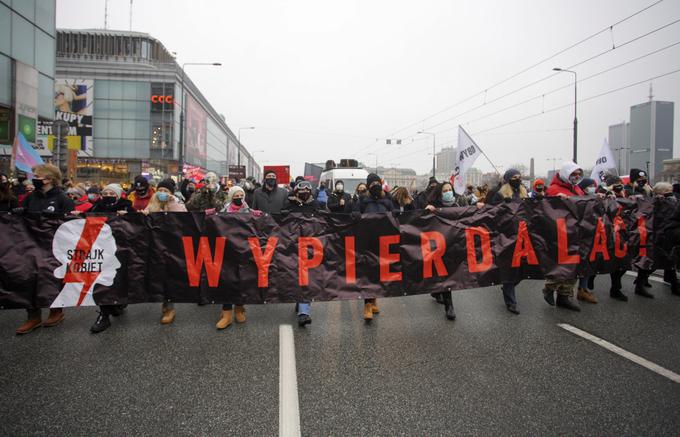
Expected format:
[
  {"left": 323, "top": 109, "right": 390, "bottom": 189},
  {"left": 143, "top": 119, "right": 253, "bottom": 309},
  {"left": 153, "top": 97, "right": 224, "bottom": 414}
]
[
  {"left": 577, "top": 287, "right": 598, "bottom": 304},
  {"left": 234, "top": 305, "right": 246, "bottom": 324},
  {"left": 363, "top": 302, "right": 373, "bottom": 321},
  {"left": 216, "top": 310, "right": 233, "bottom": 330},
  {"left": 16, "top": 318, "right": 42, "bottom": 335},
  {"left": 370, "top": 299, "right": 380, "bottom": 314},
  {"left": 160, "top": 307, "right": 176, "bottom": 324},
  {"left": 43, "top": 308, "right": 65, "bottom": 327}
]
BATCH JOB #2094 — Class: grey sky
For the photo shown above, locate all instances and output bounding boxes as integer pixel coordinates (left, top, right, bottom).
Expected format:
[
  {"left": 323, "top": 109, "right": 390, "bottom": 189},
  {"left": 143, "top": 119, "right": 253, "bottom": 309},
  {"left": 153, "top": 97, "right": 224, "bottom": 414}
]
[{"left": 56, "top": 0, "right": 680, "bottom": 178}]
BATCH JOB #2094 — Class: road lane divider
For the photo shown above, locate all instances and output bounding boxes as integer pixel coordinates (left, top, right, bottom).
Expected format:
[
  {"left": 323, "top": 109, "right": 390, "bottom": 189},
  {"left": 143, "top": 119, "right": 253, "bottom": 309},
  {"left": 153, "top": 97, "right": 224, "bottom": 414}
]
[
  {"left": 279, "top": 324, "right": 302, "bottom": 437},
  {"left": 558, "top": 323, "right": 680, "bottom": 384}
]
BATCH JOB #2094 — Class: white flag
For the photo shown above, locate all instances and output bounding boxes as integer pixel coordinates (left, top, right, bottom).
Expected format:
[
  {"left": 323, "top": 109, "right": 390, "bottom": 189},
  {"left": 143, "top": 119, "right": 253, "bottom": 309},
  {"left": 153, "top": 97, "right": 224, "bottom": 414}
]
[
  {"left": 590, "top": 139, "right": 618, "bottom": 184},
  {"left": 451, "top": 126, "right": 483, "bottom": 194}
]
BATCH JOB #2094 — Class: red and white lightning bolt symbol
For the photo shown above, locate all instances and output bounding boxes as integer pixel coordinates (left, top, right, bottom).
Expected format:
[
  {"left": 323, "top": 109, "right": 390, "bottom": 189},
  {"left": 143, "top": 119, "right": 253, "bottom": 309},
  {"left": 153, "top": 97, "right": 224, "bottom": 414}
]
[{"left": 62, "top": 216, "right": 108, "bottom": 306}]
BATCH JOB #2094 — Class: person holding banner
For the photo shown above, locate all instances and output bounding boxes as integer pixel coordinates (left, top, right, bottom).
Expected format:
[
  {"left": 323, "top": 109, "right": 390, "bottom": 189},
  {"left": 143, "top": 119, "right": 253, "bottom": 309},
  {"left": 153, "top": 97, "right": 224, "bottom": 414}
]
[
  {"left": 575, "top": 178, "right": 599, "bottom": 305},
  {"left": 424, "top": 181, "right": 466, "bottom": 320},
  {"left": 284, "top": 179, "right": 324, "bottom": 326},
  {"left": 529, "top": 179, "right": 546, "bottom": 199},
  {"left": 488, "top": 169, "right": 528, "bottom": 314},
  {"left": 543, "top": 161, "right": 584, "bottom": 311},
  {"left": 15, "top": 164, "right": 74, "bottom": 334},
  {"left": 626, "top": 169, "right": 656, "bottom": 298},
  {"left": 601, "top": 174, "right": 630, "bottom": 302}
]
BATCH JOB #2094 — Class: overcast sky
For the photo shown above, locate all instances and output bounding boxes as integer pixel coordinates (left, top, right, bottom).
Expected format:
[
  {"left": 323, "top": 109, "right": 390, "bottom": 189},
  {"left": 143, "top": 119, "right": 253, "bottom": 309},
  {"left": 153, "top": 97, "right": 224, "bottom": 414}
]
[{"left": 56, "top": 0, "right": 680, "bottom": 178}]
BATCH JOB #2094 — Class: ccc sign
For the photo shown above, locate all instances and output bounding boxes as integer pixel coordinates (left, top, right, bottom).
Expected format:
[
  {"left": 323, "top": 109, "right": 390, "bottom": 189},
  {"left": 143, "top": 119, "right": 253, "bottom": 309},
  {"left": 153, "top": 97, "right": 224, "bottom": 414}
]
[{"left": 151, "top": 95, "right": 173, "bottom": 104}]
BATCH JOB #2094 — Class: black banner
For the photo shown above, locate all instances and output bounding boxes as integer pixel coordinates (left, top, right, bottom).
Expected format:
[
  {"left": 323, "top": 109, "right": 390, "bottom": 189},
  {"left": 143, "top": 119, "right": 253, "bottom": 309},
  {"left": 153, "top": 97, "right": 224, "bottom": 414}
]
[{"left": 0, "top": 197, "right": 676, "bottom": 309}]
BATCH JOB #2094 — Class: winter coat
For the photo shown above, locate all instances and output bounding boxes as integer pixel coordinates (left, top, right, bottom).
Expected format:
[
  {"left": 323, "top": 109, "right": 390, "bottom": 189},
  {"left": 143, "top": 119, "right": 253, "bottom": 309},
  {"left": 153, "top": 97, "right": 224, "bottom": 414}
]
[
  {"left": 414, "top": 189, "right": 433, "bottom": 209},
  {"left": 355, "top": 194, "right": 395, "bottom": 213},
  {"left": 489, "top": 183, "right": 528, "bottom": 205},
  {"left": 283, "top": 196, "right": 323, "bottom": 213},
  {"left": 185, "top": 187, "right": 227, "bottom": 212},
  {"left": 327, "top": 191, "right": 353, "bottom": 213},
  {"left": 23, "top": 187, "right": 74, "bottom": 215},
  {"left": 0, "top": 195, "right": 19, "bottom": 212},
  {"left": 128, "top": 188, "right": 155, "bottom": 211},
  {"left": 252, "top": 186, "right": 288, "bottom": 214},
  {"left": 143, "top": 199, "right": 187, "bottom": 213},
  {"left": 546, "top": 173, "right": 584, "bottom": 197},
  {"left": 89, "top": 198, "right": 135, "bottom": 213},
  {"left": 624, "top": 183, "right": 653, "bottom": 198}
]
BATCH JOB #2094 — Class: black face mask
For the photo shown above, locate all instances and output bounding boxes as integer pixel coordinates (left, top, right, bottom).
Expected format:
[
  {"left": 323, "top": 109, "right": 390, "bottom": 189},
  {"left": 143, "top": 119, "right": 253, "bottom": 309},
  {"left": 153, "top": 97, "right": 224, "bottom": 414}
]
[
  {"left": 187, "top": 187, "right": 195, "bottom": 193},
  {"left": 298, "top": 192, "right": 311, "bottom": 202},
  {"left": 357, "top": 190, "right": 367, "bottom": 197},
  {"left": 535, "top": 187, "right": 544, "bottom": 192},
  {"left": 265, "top": 178, "right": 277, "bottom": 188},
  {"left": 136, "top": 187, "right": 148, "bottom": 196},
  {"left": 32, "top": 178, "right": 45, "bottom": 191},
  {"left": 637, "top": 180, "right": 647, "bottom": 187},
  {"left": 509, "top": 179, "right": 521, "bottom": 189},
  {"left": 232, "top": 198, "right": 243, "bottom": 206},
  {"left": 102, "top": 196, "right": 117, "bottom": 206},
  {"left": 664, "top": 192, "right": 674, "bottom": 198},
  {"left": 369, "top": 184, "right": 382, "bottom": 198}
]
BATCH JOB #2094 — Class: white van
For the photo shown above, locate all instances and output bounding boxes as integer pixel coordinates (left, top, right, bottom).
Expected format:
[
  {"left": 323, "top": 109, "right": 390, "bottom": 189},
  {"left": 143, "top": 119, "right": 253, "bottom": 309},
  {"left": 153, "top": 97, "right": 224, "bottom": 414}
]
[{"left": 318, "top": 159, "right": 369, "bottom": 194}]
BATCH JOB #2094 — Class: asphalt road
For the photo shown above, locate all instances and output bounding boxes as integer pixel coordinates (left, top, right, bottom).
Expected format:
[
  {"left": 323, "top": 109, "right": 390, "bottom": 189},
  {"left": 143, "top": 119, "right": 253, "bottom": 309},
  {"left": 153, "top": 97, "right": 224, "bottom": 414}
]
[{"left": 1, "top": 275, "right": 679, "bottom": 436}]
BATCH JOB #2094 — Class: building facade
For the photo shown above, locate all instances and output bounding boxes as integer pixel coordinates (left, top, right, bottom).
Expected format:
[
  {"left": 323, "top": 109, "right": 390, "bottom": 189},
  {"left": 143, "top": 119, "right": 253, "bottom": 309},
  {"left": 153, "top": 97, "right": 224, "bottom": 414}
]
[
  {"left": 0, "top": 0, "right": 57, "bottom": 172},
  {"left": 608, "top": 121, "right": 630, "bottom": 177},
  {"left": 629, "top": 100, "right": 674, "bottom": 182},
  {"left": 1, "top": 28, "right": 260, "bottom": 183}
]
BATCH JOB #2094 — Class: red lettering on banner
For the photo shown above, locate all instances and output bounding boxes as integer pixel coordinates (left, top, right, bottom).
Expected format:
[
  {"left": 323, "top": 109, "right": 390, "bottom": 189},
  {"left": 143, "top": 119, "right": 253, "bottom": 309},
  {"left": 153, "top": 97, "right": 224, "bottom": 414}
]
[
  {"left": 379, "top": 235, "right": 402, "bottom": 282},
  {"left": 638, "top": 217, "right": 647, "bottom": 257},
  {"left": 421, "top": 231, "right": 448, "bottom": 278},
  {"left": 589, "top": 217, "right": 610, "bottom": 261},
  {"left": 248, "top": 237, "right": 278, "bottom": 288},
  {"left": 182, "top": 237, "right": 226, "bottom": 287},
  {"left": 345, "top": 236, "right": 356, "bottom": 284},
  {"left": 465, "top": 226, "right": 493, "bottom": 273},
  {"left": 556, "top": 218, "right": 579, "bottom": 265},
  {"left": 298, "top": 237, "right": 323, "bottom": 286},
  {"left": 511, "top": 220, "right": 538, "bottom": 267},
  {"left": 613, "top": 216, "right": 628, "bottom": 258}
]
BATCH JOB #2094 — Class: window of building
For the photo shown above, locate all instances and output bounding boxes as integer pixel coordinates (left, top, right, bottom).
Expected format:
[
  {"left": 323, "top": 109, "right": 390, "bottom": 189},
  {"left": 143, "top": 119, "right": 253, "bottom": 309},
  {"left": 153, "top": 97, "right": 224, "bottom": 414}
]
[
  {"left": 11, "top": 12, "right": 35, "bottom": 66},
  {"left": 35, "top": 29, "right": 54, "bottom": 76},
  {"left": 36, "top": 0, "right": 55, "bottom": 35}
]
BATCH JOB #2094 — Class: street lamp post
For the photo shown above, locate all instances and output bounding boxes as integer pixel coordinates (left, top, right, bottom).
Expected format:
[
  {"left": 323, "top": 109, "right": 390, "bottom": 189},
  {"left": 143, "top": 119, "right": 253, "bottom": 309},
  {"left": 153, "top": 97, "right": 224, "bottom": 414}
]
[
  {"left": 418, "top": 131, "right": 436, "bottom": 177},
  {"left": 237, "top": 127, "right": 255, "bottom": 176},
  {"left": 553, "top": 67, "right": 577, "bottom": 163},
  {"left": 178, "top": 62, "right": 221, "bottom": 178}
]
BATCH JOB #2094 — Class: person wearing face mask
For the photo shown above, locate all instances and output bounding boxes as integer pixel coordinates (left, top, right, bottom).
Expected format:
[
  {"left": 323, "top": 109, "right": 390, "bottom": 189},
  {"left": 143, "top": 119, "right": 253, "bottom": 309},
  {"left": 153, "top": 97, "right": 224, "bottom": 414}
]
[
  {"left": 530, "top": 179, "right": 546, "bottom": 199},
  {"left": 327, "top": 179, "right": 353, "bottom": 213},
  {"left": 252, "top": 170, "right": 288, "bottom": 214},
  {"left": 67, "top": 186, "right": 93, "bottom": 213},
  {"left": 625, "top": 169, "right": 653, "bottom": 198},
  {"left": 282, "top": 180, "right": 323, "bottom": 327},
  {"left": 390, "top": 186, "right": 415, "bottom": 212},
  {"left": 214, "top": 186, "right": 263, "bottom": 329},
  {"left": 542, "top": 161, "right": 585, "bottom": 311},
  {"left": 415, "top": 177, "right": 439, "bottom": 209},
  {"left": 352, "top": 183, "right": 368, "bottom": 207},
  {"left": 598, "top": 174, "right": 630, "bottom": 301},
  {"left": 487, "top": 169, "right": 529, "bottom": 314},
  {"left": 128, "top": 175, "right": 155, "bottom": 211},
  {"left": 573, "top": 178, "right": 601, "bottom": 305},
  {"left": 86, "top": 186, "right": 101, "bottom": 204},
  {"left": 603, "top": 174, "right": 626, "bottom": 199},
  {"left": 649, "top": 182, "right": 680, "bottom": 297},
  {"left": 15, "top": 164, "right": 74, "bottom": 335},
  {"left": 422, "top": 182, "right": 465, "bottom": 321},
  {"left": 0, "top": 173, "right": 19, "bottom": 212},
  {"left": 12, "top": 171, "right": 27, "bottom": 200},
  {"left": 88, "top": 184, "right": 135, "bottom": 333},
  {"left": 179, "top": 178, "right": 197, "bottom": 203},
  {"left": 242, "top": 177, "right": 256, "bottom": 207}
]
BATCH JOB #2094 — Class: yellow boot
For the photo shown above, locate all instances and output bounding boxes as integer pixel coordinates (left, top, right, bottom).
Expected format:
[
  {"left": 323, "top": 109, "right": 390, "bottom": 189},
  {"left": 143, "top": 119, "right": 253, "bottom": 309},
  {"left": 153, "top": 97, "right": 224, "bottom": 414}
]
[
  {"left": 216, "top": 310, "right": 233, "bottom": 330},
  {"left": 160, "top": 305, "right": 176, "bottom": 324},
  {"left": 363, "top": 302, "right": 373, "bottom": 321},
  {"left": 234, "top": 305, "right": 246, "bottom": 323},
  {"left": 370, "top": 299, "right": 380, "bottom": 314}
]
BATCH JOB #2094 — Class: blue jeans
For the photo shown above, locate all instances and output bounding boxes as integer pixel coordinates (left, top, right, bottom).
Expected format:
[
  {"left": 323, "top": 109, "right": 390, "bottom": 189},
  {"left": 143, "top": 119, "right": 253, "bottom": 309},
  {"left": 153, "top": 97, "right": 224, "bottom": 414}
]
[
  {"left": 501, "top": 283, "right": 517, "bottom": 306},
  {"left": 578, "top": 277, "right": 589, "bottom": 289},
  {"left": 297, "top": 302, "right": 311, "bottom": 315}
]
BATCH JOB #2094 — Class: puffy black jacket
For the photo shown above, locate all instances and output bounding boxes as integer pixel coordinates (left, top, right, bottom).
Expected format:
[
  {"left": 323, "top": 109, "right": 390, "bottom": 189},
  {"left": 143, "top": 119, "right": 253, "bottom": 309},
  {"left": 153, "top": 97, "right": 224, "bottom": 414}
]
[
  {"left": 282, "top": 196, "right": 323, "bottom": 213},
  {"left": 89, "top": 198, "right": 135, "bottom": 213},
  {"left": 23, "top": 187, "right": 74, "bottom": 215},
  {"left": 355, "top": 195, "right": 394, "bottom": 213},
  {"left": 327, "top": 191, "right": 353, "bottom": 213}
]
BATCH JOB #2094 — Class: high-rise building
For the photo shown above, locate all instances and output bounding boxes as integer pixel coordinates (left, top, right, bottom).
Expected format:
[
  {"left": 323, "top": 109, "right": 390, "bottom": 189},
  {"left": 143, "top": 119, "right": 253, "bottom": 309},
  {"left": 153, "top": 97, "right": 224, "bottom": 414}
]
[
  {"left": 629, "top": 100, "right": 674, "bottom": 182},
  {"left": 608, "top": 122, "right": 630, "bottom": 176},
  {"left": 0, "top": 0, "right": 57, "bottom": 174},
  {"left": 435, "top": 146, "right": 455, "bottom": 178}
]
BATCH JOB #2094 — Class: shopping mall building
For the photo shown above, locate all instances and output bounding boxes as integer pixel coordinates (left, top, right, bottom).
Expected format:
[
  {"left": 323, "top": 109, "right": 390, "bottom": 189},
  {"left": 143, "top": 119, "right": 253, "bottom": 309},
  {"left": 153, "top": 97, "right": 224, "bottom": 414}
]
[{"left": 1, "top": 23, "right": 260, "bottom": 183}]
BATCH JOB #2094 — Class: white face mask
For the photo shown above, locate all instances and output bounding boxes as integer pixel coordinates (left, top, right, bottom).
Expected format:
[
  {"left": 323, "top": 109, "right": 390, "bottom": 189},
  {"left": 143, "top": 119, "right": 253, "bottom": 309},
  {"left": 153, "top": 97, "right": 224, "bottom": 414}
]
[{"left": 586, "top": 186, "right": 596, "bottom": 195}]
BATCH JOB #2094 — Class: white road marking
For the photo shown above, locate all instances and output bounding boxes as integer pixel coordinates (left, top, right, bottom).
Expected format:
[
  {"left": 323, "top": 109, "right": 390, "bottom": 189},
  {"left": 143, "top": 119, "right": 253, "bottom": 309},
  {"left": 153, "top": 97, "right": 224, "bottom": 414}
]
[
  {"left": 624, "top": 271, "right": 666, "bottom": 284},
  {"left": 279, "top": 324, "right": 302, "bottom": 437},
  {"left": 558, "top": 323, "right": 680, "bottom": 384}
]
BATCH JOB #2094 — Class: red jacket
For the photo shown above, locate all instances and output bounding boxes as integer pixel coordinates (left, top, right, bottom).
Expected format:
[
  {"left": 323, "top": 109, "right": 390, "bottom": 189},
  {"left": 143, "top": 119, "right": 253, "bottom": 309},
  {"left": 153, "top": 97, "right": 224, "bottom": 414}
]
[{"left": 546, "top": 173, "right": 584, "bottom": 197}]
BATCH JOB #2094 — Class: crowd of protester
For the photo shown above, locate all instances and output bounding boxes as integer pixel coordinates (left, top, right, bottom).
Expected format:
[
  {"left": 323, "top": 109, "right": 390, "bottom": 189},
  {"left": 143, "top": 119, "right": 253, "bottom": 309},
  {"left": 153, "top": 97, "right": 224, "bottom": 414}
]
[{"left": 2, "top": 161, "right": 679, "bottom": 336}]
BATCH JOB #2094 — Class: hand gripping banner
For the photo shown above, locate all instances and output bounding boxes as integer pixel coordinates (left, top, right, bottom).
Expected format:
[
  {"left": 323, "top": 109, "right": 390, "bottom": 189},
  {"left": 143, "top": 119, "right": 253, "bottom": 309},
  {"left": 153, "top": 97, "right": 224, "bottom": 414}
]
[{"left": 0, "top": 197, "right": 676, "bottom": 309}]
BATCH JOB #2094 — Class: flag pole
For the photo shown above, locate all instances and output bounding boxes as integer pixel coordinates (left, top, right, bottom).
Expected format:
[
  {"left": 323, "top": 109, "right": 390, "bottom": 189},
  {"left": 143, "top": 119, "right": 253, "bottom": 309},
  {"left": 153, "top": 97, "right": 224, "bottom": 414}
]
[{"left": 459, "top": 126, "right": 502, "bottom": 175}]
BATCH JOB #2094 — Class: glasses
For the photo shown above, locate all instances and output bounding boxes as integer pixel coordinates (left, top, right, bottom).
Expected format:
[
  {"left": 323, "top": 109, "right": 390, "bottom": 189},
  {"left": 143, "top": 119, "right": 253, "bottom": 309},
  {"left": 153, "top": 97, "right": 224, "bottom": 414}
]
[{"left": 295, "top": 181, "right": 312, "bottom": 190}]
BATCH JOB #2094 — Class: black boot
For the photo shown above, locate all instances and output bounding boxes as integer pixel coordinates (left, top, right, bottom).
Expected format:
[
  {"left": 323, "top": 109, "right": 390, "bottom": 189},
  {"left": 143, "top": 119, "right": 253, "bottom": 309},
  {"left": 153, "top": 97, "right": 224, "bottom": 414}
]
[
  {"left": 506, "top": 304, "right": 520, "bottom": 315},
  {"left": 543, "top": 288, "right": 555, "bottom": 306},
  {"left": 556, "top": 294, "right": 581, "bottom": 311},
  {"left": 297, "top": 314, "right": 311, "bottom": 327},
  {"left": 587, "top": 275, "right": 595, "bottom": 290},
  {"left": 90, "top": 312, "right": 111, "bottom": 333},
  {"left": 635, "top": 281, "right": 654, "bottom": 298},
  {"left": 431, "top": 292, "right": 444, "bottom": 304},
  {"left": 110, "top": 305, "right": 126, "bottom": 317},
  {"left": 671, "top": 281, "right": 680, "bottom": 296},
  {"left": 609, "top": 288, "right": 628, "bottom": 302},
  {"left": 442, "top": 292, "right": 456, "bottom": 320}
]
